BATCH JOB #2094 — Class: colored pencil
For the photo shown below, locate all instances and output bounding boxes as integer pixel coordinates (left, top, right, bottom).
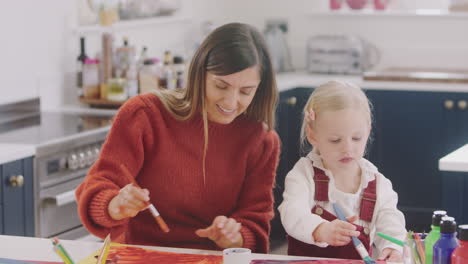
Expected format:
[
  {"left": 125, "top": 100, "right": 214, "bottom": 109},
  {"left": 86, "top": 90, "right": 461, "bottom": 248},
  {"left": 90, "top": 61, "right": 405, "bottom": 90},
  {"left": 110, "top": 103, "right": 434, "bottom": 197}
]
[
  {"left": 120, "top": 164, "right": 170, "bottom": 233},
  {"left": 408, "top": 232, "right": 422, "bottom": 264},
  {"left": 97, "top": 234, "right": 111, "bottom": 264},
  {"left": 377, "top": 232, "right": 405, "bottom": 247},
  {"left": 413, "top": 232, "right": 426, "bottom": 264},
  {"left": 51, "top": 238, "right": 75, "bottom": 264}
]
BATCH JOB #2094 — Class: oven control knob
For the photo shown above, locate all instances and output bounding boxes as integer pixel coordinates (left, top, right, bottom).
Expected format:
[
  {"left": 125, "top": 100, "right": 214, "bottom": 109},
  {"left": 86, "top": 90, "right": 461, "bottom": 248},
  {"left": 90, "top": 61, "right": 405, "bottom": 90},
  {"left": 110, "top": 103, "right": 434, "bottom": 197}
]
[
  {"left": 85, "top": 149, "right": 94, "bottom": 166},
  {"left": 68, "top": 153, "right": 79, "bottom": 170},
  {"left": 93, "top": 147, "right": 100, "bottom": 161},
  {"left": 78, "top": 152, "right": 86, "bottom": 168}
]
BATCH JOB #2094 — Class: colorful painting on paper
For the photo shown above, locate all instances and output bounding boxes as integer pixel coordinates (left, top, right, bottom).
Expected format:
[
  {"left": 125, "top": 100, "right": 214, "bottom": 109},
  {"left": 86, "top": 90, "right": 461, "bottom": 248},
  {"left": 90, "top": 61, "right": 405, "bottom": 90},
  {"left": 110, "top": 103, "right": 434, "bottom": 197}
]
[
  {"left": 101, "top": 245, "right": 222, "bottom": 264},
  {"left": 251, "top": 260, "right": 386, "bottom": 264}
]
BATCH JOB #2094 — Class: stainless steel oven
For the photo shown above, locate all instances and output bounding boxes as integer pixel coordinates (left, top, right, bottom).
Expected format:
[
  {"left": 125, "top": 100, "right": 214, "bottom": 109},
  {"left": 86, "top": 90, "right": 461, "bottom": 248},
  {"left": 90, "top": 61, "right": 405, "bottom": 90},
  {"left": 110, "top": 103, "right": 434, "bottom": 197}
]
[
  {"left": 34, "top": 127, "right": 109, "bottom": 239},
  {"left": 0, "top": 99, "right": 114, "bottom": 240}
]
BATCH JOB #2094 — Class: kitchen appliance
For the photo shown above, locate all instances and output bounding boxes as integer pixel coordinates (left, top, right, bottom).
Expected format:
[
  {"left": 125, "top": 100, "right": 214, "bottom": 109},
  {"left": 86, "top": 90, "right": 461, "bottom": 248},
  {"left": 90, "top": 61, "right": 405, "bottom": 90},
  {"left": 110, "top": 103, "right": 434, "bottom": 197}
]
[
  {"left": 264, "top": 21, "right": 294, "bottom": 73},
  {"left": 306, "top": 34, "right": 379, "bottom": 75},
  {"left": 0, "top": 98, "right": 114, "bottom": 240}
]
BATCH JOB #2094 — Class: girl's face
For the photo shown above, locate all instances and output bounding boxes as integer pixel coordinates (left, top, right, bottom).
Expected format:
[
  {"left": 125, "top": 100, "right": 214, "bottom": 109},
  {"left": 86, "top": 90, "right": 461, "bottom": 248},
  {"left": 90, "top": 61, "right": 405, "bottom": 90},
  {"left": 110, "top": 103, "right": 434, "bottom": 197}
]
[
  {"left": 307, "top": 108, "right": 370, "bottom": 172},
  {"left": 205, "top": 66, "right": 260, "bottom": 124}
]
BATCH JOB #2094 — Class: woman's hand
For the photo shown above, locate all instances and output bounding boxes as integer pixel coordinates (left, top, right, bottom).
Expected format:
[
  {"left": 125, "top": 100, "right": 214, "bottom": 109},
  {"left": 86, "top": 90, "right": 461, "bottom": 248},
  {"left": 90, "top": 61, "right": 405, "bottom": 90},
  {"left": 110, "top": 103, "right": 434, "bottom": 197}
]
[
  {"left": 195, "top": 216, "right": 243, "bottom": 249},
  {"left": 313, "top": 216, "right": 360, "bottom": 246},
  {"left": 108, "top": 184, "right": 150, "bottom": 220},
  {"left": 378, "top": 247, "right": 403, "bottom": 262}
]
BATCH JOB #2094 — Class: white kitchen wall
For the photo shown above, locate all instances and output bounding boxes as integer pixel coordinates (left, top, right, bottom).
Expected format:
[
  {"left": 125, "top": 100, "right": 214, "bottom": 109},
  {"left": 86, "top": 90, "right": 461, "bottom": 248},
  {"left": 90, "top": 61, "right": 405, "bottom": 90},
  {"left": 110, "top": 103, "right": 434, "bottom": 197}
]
[
  {"left": 1, "top": 0, "right": 467, "bottom": 109},
  {"left": 204, "top": 0, "right": 468, "bottom": 71},
  {"left": 0, "top": 0, "right": 221, "bottom": 109}
]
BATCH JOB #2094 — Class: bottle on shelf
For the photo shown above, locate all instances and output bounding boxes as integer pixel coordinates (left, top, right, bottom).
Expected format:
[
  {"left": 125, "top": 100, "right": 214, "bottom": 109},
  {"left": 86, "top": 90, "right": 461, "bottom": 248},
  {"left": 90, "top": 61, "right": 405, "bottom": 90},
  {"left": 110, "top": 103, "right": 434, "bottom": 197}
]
[
  {"left": 173, "top": 55, "right": 185, "bottom": 89},
  {"left": 433, "top": 216, "right": 459, "bottom": 264},
  {"left": 137, "top": 46, "right": 148, "bottom": 68},
  {"left": 115, "top": 37, "right": 136, "bottom": 78},
  {"left": 159, "top": 51, "right": 176, "bottom": 89},
  {"left": 126, "top": 63, "right": 138, "bottom": 97},
  {"left": 101, "top": 32, "right": 114, "bottom": 100},
  {"left": 77, "top": 36, "right": 89, "bottom": 97},
  {"left": 452, "top": 225, "right": 468, "bottom": 264},
  {"left": 139, "top": 58, "right": 161, "bottom": 94},
  {"left": 82, "top": 58, "right": 100, "bottom": 99},
  {"left": 426, "top": 210, "right": 448, "bottom": 264}
]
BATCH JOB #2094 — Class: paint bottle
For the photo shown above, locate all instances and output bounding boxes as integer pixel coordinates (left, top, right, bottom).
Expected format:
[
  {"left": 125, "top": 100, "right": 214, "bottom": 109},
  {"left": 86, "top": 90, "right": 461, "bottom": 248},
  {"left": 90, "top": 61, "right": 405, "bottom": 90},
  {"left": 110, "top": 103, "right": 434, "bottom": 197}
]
[
  {"left": 452, "top": 225, "right": 468, "bottom": 264},
  {"left": 433, "top": 216, "right": 459, "bottom": 264},
  {"left": 426, "top": 210, "right": 448, "bottom": 264}
]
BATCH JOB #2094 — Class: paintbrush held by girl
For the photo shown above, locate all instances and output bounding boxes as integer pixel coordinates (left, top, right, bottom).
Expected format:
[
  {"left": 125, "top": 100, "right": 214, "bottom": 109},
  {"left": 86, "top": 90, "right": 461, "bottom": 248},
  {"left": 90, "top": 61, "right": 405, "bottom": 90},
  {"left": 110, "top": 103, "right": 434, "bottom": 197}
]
[{"left": 278, "top": 81, "right": 407, "bottom": 262}]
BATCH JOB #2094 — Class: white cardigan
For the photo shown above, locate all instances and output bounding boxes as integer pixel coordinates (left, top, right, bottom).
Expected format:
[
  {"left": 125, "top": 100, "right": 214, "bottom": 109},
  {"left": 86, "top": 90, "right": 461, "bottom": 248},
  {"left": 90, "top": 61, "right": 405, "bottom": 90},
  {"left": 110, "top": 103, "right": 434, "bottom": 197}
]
[{"left": 278, "top": 151, "right": 407, "bottom": 254}]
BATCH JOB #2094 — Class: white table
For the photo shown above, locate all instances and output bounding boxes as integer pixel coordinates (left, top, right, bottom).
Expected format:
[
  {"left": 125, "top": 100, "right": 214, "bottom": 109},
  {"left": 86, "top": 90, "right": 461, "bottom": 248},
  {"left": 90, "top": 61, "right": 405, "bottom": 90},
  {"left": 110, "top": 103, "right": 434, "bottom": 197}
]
[
  {"left": 0, "top": 235, "right": 400, "bottom": 263},
  {"left": 0, "top": 235, "right": 313, "bottom": 263}
]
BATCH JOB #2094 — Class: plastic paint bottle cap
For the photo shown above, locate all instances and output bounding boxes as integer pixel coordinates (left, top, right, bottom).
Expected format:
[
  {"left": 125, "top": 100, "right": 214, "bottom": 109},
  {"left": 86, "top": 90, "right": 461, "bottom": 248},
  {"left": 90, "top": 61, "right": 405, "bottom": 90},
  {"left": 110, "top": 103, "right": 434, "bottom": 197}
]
[
  {"left": 458, "top": 225, "right": 468, "bottom": 241},
  {"left": 440, "top": 216, "right": 456, "bottom": 233},
  {"left": 432, "top": 210, "right": 447, "bottom": 226}
]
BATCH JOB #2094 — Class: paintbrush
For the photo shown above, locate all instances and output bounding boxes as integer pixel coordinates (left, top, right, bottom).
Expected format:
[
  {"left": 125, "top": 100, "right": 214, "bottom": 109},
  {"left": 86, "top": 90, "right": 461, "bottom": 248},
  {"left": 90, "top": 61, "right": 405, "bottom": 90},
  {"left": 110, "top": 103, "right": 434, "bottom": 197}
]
[
  {"left": 333, "top": 203, "right": 377, "bottom": 264},
  {"left": 120, "top": 164, "right": 170, "bottom": 233}
]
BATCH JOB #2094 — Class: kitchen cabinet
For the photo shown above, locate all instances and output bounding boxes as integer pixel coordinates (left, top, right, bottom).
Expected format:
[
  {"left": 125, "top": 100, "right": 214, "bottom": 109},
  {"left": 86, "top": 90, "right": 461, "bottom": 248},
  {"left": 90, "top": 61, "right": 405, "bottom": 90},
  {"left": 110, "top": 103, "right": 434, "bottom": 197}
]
[
  {"left": 271, "top": 87, "right": 313, "bottom": 242},
  {"left": 369, "top": 90, "right": 468, "bottom": 231},
  {"left": 0, "top": 157, "right": 34, "bottom": 236},
  {"left": 441, "top": 171, "right": 468, "bottom": 225},
  {"left": 274, "top": 87, "right": 468, "bottom": 236}
]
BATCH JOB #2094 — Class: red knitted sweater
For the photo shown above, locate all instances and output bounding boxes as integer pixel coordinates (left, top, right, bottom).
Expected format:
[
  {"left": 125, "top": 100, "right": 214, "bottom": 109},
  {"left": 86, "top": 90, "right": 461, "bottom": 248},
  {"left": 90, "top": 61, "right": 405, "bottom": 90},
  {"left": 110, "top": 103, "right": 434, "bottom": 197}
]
[{"left": 75, "top": 94, "right": 280, "bottom": 253}]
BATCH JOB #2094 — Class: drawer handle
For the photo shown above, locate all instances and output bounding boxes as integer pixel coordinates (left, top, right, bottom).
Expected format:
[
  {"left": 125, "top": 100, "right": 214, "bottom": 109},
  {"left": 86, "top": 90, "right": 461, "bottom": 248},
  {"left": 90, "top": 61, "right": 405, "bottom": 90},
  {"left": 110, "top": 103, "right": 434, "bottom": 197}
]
[
  {"left": 444, "top": 100, "right": 454, "bottom": 110},
  {"left": 458, "top": 100, "right": 467, "bottom": 110},
  {"left": 9, "top": 175, "right": 24, "bottom": 187},
  {"left": 286, "top": 97, "right": 297, "bottom": 106},
  {"left": 52, "top": 190, "right": 77, "bottom": 207}
]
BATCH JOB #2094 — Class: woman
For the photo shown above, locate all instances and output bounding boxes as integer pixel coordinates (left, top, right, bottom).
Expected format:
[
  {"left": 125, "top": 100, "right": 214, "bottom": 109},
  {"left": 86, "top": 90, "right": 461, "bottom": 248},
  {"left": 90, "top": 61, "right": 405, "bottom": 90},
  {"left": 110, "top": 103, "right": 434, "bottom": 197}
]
[{"left": 76, "top": 22, "right": 280, "bottom": 253}]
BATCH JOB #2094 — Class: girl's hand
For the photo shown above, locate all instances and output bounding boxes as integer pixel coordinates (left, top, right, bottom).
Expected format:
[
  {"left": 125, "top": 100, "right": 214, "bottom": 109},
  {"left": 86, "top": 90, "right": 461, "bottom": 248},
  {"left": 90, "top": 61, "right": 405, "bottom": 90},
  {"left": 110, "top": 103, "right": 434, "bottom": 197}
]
[
  {"left": 378, "top": 247, "right": 403, "bottom": 262},
  {"left": 195, "top": 216, "right": 243, "bottom": 249},
  {"left": 108, "top": 184, "right": 150, "bottom": 220},
  {"left": 313, "top": 216, "right": 360, "bottom": 246}
]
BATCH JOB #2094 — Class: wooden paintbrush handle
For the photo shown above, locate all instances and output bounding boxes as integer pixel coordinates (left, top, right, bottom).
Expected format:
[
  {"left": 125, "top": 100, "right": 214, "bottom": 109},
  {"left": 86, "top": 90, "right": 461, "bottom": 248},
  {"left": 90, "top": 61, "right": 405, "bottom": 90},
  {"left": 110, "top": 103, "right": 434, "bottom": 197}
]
[{"left": 155, "top": 215, "right": 170, "bottom": 233}]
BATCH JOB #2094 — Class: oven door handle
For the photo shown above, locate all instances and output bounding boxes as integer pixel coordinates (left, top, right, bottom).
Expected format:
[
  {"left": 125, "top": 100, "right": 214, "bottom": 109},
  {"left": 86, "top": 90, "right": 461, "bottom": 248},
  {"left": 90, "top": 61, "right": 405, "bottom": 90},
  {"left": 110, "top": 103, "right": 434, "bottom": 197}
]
[{"left": 48, "top": 189, "right": 77, "bottom": 206}]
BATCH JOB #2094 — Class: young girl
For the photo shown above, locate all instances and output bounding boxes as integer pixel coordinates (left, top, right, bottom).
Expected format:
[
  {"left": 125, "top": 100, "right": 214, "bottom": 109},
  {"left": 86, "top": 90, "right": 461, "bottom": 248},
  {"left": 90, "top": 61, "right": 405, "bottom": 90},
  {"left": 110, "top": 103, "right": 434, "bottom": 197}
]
[{"left": 278, "top": 81, "right": 406, "bottom": 262}]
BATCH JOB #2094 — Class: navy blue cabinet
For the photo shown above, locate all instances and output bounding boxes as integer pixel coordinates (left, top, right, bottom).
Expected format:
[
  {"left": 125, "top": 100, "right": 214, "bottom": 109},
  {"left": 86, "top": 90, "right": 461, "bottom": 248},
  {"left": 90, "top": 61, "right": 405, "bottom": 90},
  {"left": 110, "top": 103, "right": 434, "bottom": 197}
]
[
  {"left": 441, "top": 93, "right": 468, "bottom": 225},
  {"left": 441, "top": 171, "right": 468, "bottom": 225},
  {"left": 271, "top": 88, "right": 313, "bottom": 242},
  {"left": 0, "top": 157, "right": 34, "bottom": 236}
]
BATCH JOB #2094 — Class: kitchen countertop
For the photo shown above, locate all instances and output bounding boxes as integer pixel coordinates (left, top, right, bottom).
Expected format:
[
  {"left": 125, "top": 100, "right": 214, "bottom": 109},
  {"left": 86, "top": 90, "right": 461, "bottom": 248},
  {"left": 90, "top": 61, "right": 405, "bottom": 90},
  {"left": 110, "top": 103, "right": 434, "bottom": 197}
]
[
  {"left": 439, "top": 144, "right": 468, "bottom": 172},
  {"left": 276, "top": 72, "right": 468, "bottom": 93},
  {"left": 0, "top": 143, "right": 35, "bottom": 164}
]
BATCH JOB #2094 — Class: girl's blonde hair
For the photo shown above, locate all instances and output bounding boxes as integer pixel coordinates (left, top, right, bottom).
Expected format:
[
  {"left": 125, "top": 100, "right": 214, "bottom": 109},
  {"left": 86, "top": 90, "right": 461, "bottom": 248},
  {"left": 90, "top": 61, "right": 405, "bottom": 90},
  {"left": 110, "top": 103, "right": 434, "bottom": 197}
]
[
  {"left": 300, "top": 80, "right": 373, "bottom": 149},
  {"left": 152, "top": 23, "right": 278, "bottom": 183}
]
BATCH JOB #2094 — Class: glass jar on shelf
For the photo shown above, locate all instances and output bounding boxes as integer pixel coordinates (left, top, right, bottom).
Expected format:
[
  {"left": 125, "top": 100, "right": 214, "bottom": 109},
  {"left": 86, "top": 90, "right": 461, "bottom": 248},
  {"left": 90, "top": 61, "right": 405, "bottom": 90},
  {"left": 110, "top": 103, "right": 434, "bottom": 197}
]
[{"left": 107, "top": 78, "right": 127, "bottom": 101}]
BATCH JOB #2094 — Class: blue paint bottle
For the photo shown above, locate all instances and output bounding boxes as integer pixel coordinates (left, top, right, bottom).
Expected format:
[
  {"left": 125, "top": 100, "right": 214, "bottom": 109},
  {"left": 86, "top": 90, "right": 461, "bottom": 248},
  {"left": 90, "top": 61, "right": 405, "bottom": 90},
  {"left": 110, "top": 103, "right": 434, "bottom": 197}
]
[{"left": 433, "top": 216, "right": 459, "bottom": 264}]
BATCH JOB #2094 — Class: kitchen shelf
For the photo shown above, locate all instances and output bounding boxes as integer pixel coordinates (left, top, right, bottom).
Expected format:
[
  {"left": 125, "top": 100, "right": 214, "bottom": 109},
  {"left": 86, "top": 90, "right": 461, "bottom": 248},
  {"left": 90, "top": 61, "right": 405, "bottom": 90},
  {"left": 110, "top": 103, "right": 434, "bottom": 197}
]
[
  {"left": 74, "top": 15, "right": 191, "bottom": 35},
  {"left": 307, "top": 9, "right": 468, "bottom": 18},
  {"left": 79, "top": 97, "right": 124, "bottom": 109}
]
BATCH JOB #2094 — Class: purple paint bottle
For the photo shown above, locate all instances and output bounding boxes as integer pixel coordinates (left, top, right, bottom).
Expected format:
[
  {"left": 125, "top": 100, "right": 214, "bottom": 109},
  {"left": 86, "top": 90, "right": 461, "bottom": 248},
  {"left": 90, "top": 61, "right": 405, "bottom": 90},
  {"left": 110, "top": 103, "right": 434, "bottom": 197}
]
[{"left": 433, "top": 216, "right": 459, "bottom": 264}]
